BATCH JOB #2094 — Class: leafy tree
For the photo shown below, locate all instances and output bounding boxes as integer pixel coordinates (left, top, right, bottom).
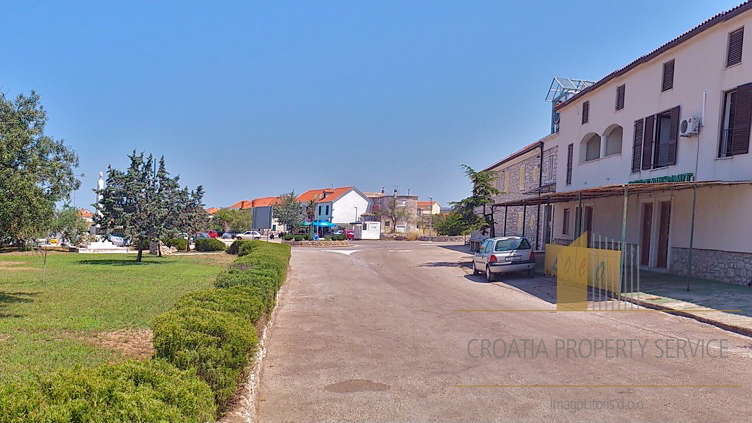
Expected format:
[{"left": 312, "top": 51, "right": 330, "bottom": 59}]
[
  {"left": 0, "top": 91, "right": 81, "bottom": 247},
  {"left": 451, "top": 164, "right": 500, "bottom": 236},
  {"left": 304, "top": 199, "right": 316, "bottom": 237},
  {"left": 273, "top": 191, "right": 302, "bottom": 234},
  {"left": 52, "top": 204, "right": 88, "bottom": 246},
  {"left": 433, "top": 211, "right": 473, "bottom": 236},
  {"left": 212, "top": 209, "right": 251, "bottom": 233},
  {"left": 95, "top": 151, "right": 199, "bottom": 262}
]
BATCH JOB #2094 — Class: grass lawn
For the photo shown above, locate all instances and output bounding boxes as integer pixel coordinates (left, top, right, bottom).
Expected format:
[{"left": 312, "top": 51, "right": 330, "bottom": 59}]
[{"left": 0, "top": 251, "right": 235, "bottom": 384}]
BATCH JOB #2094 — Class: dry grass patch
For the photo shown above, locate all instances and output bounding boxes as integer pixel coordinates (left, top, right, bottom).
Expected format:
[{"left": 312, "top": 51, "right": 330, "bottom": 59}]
[{"left": 83, "top": 329, "right": 154, "bottom": 361}]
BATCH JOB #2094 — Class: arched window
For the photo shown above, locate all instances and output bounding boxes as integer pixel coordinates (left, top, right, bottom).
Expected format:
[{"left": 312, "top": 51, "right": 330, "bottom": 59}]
[
  {"left": 580, "top": 133, "right": 601, "bottom": 162},
  {"left": 604, "top": 125, "right": 623, "bottom": 156}
]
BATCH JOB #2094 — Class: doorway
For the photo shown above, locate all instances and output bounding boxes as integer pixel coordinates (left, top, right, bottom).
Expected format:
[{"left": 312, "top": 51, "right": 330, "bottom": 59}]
[
  {"left": 656, "top": 201, "right": 672, "bottom": 268},
  {"left": 640, "top": 203, "right": 653, "bottom": 266}
]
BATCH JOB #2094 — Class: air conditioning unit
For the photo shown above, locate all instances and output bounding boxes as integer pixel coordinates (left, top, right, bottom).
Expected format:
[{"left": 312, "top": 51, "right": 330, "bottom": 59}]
[{"left": 680, "top": 116, "right": 701, "bottom": 137}]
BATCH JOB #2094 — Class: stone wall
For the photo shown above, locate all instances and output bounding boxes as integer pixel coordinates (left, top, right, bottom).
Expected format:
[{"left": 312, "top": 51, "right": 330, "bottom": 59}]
[
  {"left": 283, "top": 240, "right": 351, "bottom": 247},
  {"left": 417, "top": 235, "right": 467, "bottom": 242},
  {"left": 671, "top": 247, "right": 752, "bottom": 285}
]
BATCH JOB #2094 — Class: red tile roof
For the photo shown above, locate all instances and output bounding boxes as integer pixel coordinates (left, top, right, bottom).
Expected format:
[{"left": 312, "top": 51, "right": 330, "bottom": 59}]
[
  {"left": 251, "top": 197, "right": 281, "bottom": 207},
  {"left": 78, "top": 208, "right": 93, "bottom": 218},
  {"left": 418, "top": 201, "right": 437, "bottom": 208},
  {"left": 317, "top": 186, "right": 353, "bottom": 203},
  {"left": 205, "top": 207, "right": 220, "bottom": 215},
  {"left": 296, "top": 187, "right": 355, "bottom": 203},
  {"left": 227, "top": 200, "right": 253, "bottom": 210}
]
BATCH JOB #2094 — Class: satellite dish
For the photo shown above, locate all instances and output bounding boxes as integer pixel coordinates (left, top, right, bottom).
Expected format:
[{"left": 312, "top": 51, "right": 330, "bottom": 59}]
[{"left": 552, "top": 112, "right": 561, "bottom": 124}]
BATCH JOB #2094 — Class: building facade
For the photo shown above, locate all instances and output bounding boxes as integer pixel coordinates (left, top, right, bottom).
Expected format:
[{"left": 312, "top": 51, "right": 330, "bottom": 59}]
[{"left": 545, "top": 2, "right": 752, "bottom": 284}]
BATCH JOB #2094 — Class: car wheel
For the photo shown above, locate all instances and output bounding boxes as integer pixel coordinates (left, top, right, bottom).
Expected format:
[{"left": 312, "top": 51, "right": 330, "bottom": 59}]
[
  {"left": 472, "top": 261, "right": 480, "bottom": 275},
  {"left": 485, "top": 266, "right": 495, "bottom": 282}
]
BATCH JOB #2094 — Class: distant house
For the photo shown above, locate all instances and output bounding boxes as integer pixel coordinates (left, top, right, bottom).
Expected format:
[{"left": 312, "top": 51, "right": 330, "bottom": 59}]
[
  {"left": 370, "top": 191, "right": 419, "bottom": 233},
  {"left": 297, "top": 187, "right": 369, "bottom": 225},
  {"left": 226, "top": 200, "right": 253, "bottom": 210},
  {"left": 78, "top": 209, "right": 95, "bottom": 232},
  {"left": 205, "top": 207, "right": 219, "bottom": 215},
  {"left": 417, "top": 201, "right": 441, "bottom": 216}
]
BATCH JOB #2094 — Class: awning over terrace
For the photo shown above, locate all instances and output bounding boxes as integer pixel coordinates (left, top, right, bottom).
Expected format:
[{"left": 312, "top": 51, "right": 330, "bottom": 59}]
[
  {"left": 490, "top": 180, "right": 752, "bottom": 291},
  {"left": 492, "top": 180, "right": 752, "bottom": 207}
]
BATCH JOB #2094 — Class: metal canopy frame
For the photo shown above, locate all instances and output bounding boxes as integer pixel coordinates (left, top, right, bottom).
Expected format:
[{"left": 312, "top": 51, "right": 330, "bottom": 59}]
[{"left": 493, "top": 180, "right": 752, "bottom": 291}]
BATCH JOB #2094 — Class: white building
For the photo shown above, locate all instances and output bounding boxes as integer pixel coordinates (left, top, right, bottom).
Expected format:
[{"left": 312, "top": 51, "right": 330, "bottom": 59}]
[
  {"left": 531, "top": 2, "right": 752, "bottom": 284},
  {"left": 298, "top": 186, "right": 370, "bottom": 226}
]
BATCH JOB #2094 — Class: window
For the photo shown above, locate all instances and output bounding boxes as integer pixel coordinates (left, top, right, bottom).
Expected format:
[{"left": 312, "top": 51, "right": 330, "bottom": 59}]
[
  {"left": 720, "top": 83, "right": 752, "bottom": 157},
  {"left": 616, "top": 84, "right": 625, "bottom": 110},
  {"left": 398, "top": 199, "right": 407, "bottom": 207},
  {"left": 566, "top": 144, "right": 573, "bottom": 185},
  {"left": 582, "top": 101, "right": 589, "bottom": 124},
  {"left": 497, "top": 172, "right": 505, "bottom": 191},
  {"left": 605, "top": 125, "right": 623, "bottom": 156},
  {"left": 562, "top": 208, "right": 570, "bottom": 235},
  {"left": 633, "top": 106, "right": 680, "bottom": 170},
  {"left": 581, "top": 134, "right": 601, "bottom": 162},
  {"left": 503, "top": 171, "right": 509, "bottom": 192},
  {"left": 518, "top": 164, "right": 526, "bottom": 191},
  {"left": 318, "top": 205, "right": 322, "bottom": 215},
  {"left": 544, "top": 155, "right": 554, "bottom": 182},
  {"left": 662, "top": 60, "right": 675, "bottom": 92},
  {"left": 727, "top": 28, "right": 744, "bottom": 67},
  {"left": 325, "top": 205, "right": 329, "bottom": 215},
  {"left": 385, "top": 220, "right": 391, "bottom": 227}
]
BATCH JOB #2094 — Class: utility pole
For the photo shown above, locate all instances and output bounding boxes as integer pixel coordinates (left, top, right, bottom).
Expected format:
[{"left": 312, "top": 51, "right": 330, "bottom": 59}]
[{"left": 428, "top": 196, "right": 433, "bottom": 237}]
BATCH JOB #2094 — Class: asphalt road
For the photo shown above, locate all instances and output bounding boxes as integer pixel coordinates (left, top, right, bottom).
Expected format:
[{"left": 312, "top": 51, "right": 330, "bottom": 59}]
[{"left": 257, "top": 241, "right": 752, "bottom": 423}]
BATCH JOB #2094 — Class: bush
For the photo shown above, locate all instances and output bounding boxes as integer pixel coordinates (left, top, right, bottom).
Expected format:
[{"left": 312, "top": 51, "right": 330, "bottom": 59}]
[
  {"left": 176, "top": 286, "right": 264, "bottom": 324},
  {"left": 303, "top": 233, "right": 312, "bottom": 241},
  {"left": 0, "top": 360, "right": 216, "bottom": 423},
  {"left": 406, "top": 231, "right": 420, "bottom": 241},
  {"left": 165, "top": 237, "right": 188, "bottom": 250},
  {"left": 194, "top": 238, "right": 226, "bottom": 252},
  {"left": 153, "top": 307, "right": 258, "bottom": 405},
  {"left": 226, "top": 240, "right": 249, "bottom": 255},
  {"left": 237, "top": 241, "right": 263, "bottom": 257},
  {"left": 282, "top": 234, "right": 294, "bottom": 240},
  {"left": 294, "top": 235, "right": 303, "bottom": 241}
]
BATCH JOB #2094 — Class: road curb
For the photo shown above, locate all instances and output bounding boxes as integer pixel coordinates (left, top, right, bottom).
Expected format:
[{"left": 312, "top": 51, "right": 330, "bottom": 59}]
[{"left": 618, "top": 295, "right": 752, "bottom": 339}]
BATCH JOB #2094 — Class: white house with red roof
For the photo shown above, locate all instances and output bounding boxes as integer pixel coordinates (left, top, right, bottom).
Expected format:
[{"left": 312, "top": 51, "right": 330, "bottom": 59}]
[{"left": 298, "top": 186, "right": 370, "bottom": 225}]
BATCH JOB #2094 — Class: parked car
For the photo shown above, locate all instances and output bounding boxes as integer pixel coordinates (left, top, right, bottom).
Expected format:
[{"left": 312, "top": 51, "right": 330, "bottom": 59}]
[
  {"left": 472, "top": 236, "right": 535, "bottom": 281},
  {"left": 221, "top": 231, "right": 238, "bottom": 239},
  {"left": 206, "top": 230, "right": 219, "bottom": 238},
  {"left": 195, "top": 232, "right": 210, "bottom": 239},
  {"left": 107, "top": 234, "right": 125, "bottom": 247},
  {"left": 236, "top": 230, "right": 263, "bottom": 240},
  {"left": 344, "top": 229, "right": 354, "bottom": 240}
]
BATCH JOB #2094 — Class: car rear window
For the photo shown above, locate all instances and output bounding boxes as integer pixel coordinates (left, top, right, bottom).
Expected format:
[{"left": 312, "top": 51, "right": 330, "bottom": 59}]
[{"left": 494, "top": 239, "right": 529, "bottom": 251}]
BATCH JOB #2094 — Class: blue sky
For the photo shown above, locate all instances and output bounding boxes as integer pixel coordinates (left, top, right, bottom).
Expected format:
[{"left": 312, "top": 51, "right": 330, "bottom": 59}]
[{"left": 1, "top": 1, "right": 744, "bottom": 209}]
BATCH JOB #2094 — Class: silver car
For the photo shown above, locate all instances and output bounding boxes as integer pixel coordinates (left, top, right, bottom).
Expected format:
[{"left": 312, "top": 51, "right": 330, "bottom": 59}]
[
  {"left": 472, "top": 236, "right": 536, "bottom": 281},
  {"left": 236, "top": 230, "right": 263, "bottom": 240}
]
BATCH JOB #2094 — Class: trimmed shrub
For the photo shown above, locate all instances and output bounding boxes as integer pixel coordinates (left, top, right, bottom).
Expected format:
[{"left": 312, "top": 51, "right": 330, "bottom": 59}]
[
  {"left": 294, "top": 235, "right": 303, "bottom": 241},
  {"left": 0, "top": 360, "right": 216, "bottom": 423},
  {"left": 165, "top": 237, "right": 188, "bottom": 250},
  {"left": 237, "top": 241, "right": 263, "bottom": 257},
  {"left": 176, "top": 286, "right": 264, "bottom": 324},
  {"left": 153, "top": 307, "right": 258, "bottom": 405},
  {"left": 282, "top": 234, "right": 294, "bottom": 241},
  {"left": 194, "top": 238, "right": 226, "bottom": 252},
  {"left": 227, "top": 240, "right": 250, "bottom": 255},
  {"left": 302, "top": 233, "right": 312, "bottom": 241}
]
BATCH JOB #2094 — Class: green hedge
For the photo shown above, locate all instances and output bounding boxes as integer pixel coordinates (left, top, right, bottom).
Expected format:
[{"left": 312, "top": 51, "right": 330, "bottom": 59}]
[
  {"left": 153, "top": 307, "right": 258, "bottom": 405},
  {"left": 0, "top": 360, "right": 216, "bottom": 423},
  {"left": 154, "top": 240, "right": 291, "bottom": 412},
  {"left": 194, "top": 238, "right": 226, "bottom": 252},
  {"left": 164, "top": 237, "right": 188, "bottom": 250}
]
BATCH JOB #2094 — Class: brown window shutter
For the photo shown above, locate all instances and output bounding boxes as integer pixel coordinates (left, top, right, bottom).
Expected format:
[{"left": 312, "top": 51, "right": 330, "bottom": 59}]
[
  {"left": 667, "top": 106, "right": 680, "bottom": 165},
  {"left": 642, "top": 115, "right": 655, "bottom": 170},
  {"left": 566, "top": 144, "right": 573, "bottom": 184},
  {"left": 616, "top": 85, "right": 625, "bottom": 110},
  {"left": 632, "top": 119, "right": 644, "bottom": 172},
  {"left": 730, "top": 82, "right": 752, "bottom": 155},
  {"left": 662, "top": 60, "right": 675, "bottom": 92},
  {"left": 727, "top": 28, "right": 744, "bottom": 67},
  {"left": 582, "top": 101, "right": 589, "bottom": 124}
]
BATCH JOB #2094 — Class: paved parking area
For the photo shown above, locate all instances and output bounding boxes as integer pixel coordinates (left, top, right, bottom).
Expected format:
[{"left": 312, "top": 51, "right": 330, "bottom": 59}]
[{"left": 258, "top": 241, "right": 752, "bottom": 422}]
